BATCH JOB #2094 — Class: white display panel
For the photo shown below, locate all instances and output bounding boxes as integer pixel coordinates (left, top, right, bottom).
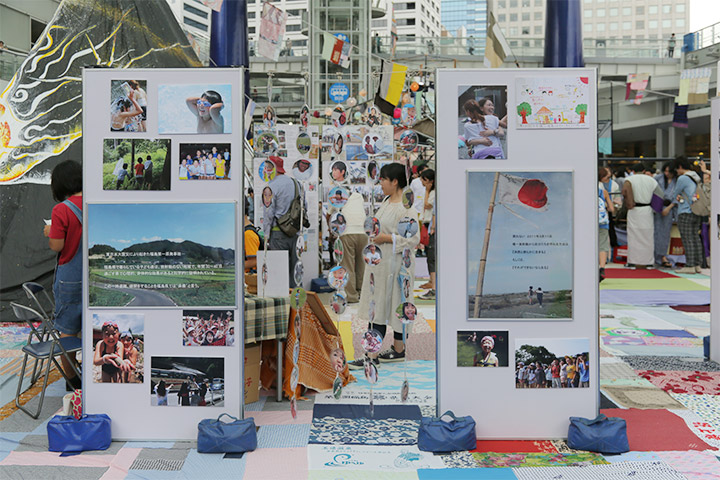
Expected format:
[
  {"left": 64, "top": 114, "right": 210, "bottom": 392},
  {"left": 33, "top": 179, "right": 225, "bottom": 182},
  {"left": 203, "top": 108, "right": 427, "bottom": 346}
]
[
  {"left": 82, "top": 68, "right": 244, "bottom": 440},
  {"left": 711, "top": 97, "right": 719, "bottom": 363},
  {"left": 436, "top": 69, "right": 599, "bottom": 438}
]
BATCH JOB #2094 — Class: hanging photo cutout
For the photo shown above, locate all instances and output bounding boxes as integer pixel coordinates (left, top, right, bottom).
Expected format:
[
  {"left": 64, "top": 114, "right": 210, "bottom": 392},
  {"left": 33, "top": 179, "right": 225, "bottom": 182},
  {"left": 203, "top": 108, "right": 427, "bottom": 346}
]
[
  {"left": 363, "top": 243, "right": 382, "bottom": 266},
  {"left": 259, "top": 159, "right": 277, "bottom": 182},
  {"left": 290, "top": 287, "right": 307, "bottom": 310},
  {"left": 321, "top": 126, "right": 338, "bottom": 153},
  {"left": 361, "top": 329, "right": 383, "bottom": 354},
  {"left": 396, "top": 302, "right": 418, "bottom": 324},
  {"left": 401, "top": 103, "right": 417, "bottom": 127},
  {"left": 294, "top": 313, "right": 301, "bottom": 339},
  {"left": 330, "top": 347, "right": 346, "bottom": 373},
  {"left": 398, "top": 274, "right": 411, "bottom": 301},
  {"left": 401, "top": 379, "right": 409, "bottom": 402},
  {"left": 398, "top": 130, "right": 419, "bottom": 151},
  {"left": 333, "top": 132, "right": 344, "bottom": 155},
  {"left": 332, "top": 375, "right": 343, "bottom": 399},
  {"left": 256, "top": 131, "right": 279, "bottom": 157},
  {"left": 262, "top": 262, "right": 268, "bottom": 285},
  {"left": 328, "top": 186, "right": 349, "bottom": 209},
  {"left": 332, "top": 104, "right": 347, "bottom": 128},
  {"left": 329, "top": 211, "right": 347, "bottom": 236},
  {"left": 402, "top": 248, "right": 412, "bottom": 269},
  {"left": 364, "top": 359, "right": 379, "bottom": 384},
  {"left": 402, "top": 187, "right": 414, "bottom": 209},
  {"left": 327, "top": 265, "right": 348, "bottom": 290},
  {"left": 367, "top": 105, "right": 381, "bottom": 127},
  {"left": 369, "top": 273, "right": 375, "bottom": 295},
  {"left": 362, "top": 131, "right": 385, "bottom": 156},
  {"left": 291, "top": 158, "right": 313, "bottom": 181},
  {"left": 292, "top": 340, "right": 300, "bottom": 364},
  {"left": 398, "top": 217, "right": 418, "bottom": 238},
  {"left": 329, "top": 160, "right": 348, "bottom": 184},
  {"left": 367, "top": 160, "right": 380, "bottom": 184},
  {"left": 331, "top": 291, "right": 347, "bottom": 314},
  {"left": 262, "top": 186, "right": 274, "bottom": 209},
  {"left": 296, "top": 235, "right": 306, "bottom": 258},
  {"left": 300, "top": 104, "right": 310, "bottom": 128},
  {"left": 296, "top": 133, "right": 312, "bottom": 154},
  {"left": 369, "top": 299, "right": 376, "bottom": 323},
  {"left": 263, "top": 105, "right": 276, "bottom": 128},
  {"left": 293, "top": 261, "right": 304, "bottom": 286},
  {"left": 364, "top": 216, "right": 380, "bottom": 238},
  {"left": 290, "top": 364, "right": 299, "bottom": 390},
  {"left": 290, "top": 397, "right": 297, "bottom": 419},
  {"left": 333, "top": 238, "right": 344, "bottom": 263}
]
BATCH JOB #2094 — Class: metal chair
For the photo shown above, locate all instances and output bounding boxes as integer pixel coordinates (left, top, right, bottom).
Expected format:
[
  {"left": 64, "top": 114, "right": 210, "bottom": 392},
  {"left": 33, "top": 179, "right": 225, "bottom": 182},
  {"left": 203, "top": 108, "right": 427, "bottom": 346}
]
[
  {"left": 22, "top": 282, "right": 55, "bottom": 384},
  {"left": 11, "top": 302, "right": 82, "bottom": 419}
]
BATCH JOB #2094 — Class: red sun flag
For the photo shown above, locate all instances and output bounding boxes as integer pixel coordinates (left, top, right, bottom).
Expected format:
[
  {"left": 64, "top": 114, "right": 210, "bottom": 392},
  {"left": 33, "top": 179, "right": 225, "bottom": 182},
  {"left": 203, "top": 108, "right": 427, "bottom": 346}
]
[{"left": 497, "top": 174, "right": 548, "bottom": 211}]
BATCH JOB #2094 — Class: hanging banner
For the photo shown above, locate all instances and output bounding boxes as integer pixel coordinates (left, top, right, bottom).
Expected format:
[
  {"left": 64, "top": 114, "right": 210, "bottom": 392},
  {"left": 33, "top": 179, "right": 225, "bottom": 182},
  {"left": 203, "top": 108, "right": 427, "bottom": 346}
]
[
  {"left": 321, "top": 32, "right": 351, "bottom": 68},
  {"left": 258, "top": 3, "right": 287, "bottom": 61},
  {"left": 625, "top": 73, "right": 649, "bottom": 105}
]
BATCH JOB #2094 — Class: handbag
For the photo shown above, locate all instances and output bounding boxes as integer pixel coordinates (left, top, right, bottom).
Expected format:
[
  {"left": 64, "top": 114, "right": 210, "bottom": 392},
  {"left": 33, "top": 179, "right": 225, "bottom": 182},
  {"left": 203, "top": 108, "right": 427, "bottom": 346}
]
[
  {"left": 568, "top": 414, "right": 629, "bottom": 454},
  {"left": 417, "top": 410, "right": 476, "bottom": 452},
  {"left": 197, "top": 413, "right": 257, "bottom": 454},
  {"left": 47, "top": 414, "right": 111, "bottom": 455},
  {"left": 419, "top": 223, "right": 429, "bottom": 246}
]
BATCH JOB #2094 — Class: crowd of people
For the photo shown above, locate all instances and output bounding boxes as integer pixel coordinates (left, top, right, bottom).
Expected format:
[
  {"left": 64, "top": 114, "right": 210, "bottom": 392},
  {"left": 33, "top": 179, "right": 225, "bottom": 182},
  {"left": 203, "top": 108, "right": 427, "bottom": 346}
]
[
  {"left": 182, "top": 311, "right": 235, "bottom": 346},
  {"left": 516, "top": 355, "right": 589, "bottom": 388},
  {"left": 599, "top": 158, "right": 711, "bottom": 279},
  {"left": 152, "top": 377, "right": 216, "bottom": 406}
]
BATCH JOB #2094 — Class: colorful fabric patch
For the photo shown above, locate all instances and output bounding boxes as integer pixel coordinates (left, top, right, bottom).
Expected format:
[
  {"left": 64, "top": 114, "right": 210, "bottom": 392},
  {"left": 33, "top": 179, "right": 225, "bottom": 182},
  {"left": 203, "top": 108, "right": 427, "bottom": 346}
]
[
  {"left": 512, "top": 460, "right": 687, "bottom": 480},
  {"left": 668, "top": 393, "right": 720, "bottom": 432},
  {"left": 419, "top": 468, "right": 517, "bottom": 479},
  {"left": 435, "top": 450, "right": 478, "bottom": 469},
  {"left": 604, "top": 328, "right": 651, "bottom": 337},
  {"left": 658, "top": 450, "right": 720, "bottom": 480},
  {"left": 620, "top": 356, "right": 720, "bottom": 372},
  {"left": 309, "top": 416, "right": 419, "bottom": 445},
  {"left": 601, "top": 386, "right": 686, "bottom": 409},
  {"left": 472, "top": 440, "right": 557, "bottom": 453},
  {"left": 668, "top": 409, "right": 720, "bottom": 449},
  {"left": 641, "top": 336, "right": 694, "bottom": 347},
  {"left": 602, "top": 336, "right": 645, "bottom": 346},
  {"left": 471, "top": 452, "right": 607, "bottom": 468},
  {"left": 307, "top": 444, "right": 444, "bottom": 470},
  {"left": 647, "top": 329, "right": 696, "bottom": 338},
  {"left": 635, "top": 370, "right": 720, "bottom": 395}
]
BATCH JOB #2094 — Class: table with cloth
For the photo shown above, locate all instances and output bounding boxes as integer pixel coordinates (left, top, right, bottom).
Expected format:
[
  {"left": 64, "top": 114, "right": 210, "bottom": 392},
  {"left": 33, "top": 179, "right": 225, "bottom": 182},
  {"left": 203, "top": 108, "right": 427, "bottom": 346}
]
[{"left": 244, "top": 294, "right": 289, "bottom": 401}]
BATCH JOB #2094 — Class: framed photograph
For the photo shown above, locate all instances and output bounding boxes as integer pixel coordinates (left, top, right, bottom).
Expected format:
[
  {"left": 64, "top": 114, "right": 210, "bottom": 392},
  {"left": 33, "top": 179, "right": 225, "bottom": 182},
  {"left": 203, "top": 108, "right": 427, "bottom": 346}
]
[
  {"left": 87, "top": 202, "right": 236, "bottom": 307},
  {"left": 514, "top": 338, "right": 590, "bottom": 389},
  {"left": 458, "top": 85, "right": 508, "bottom": 159},
  {"left": 467, "top": 171, "right": 573, "bottom": 319},
  {"left": 457, "top": 330, "right": 509, "bottom": 367},
  {"left": 182, "top": 310, "right": 236, "bottom": 346},
  {"left": 178, "top": 143, "right": 231, "bottom": 180},
  {"left": 150, "top": 357, "right": 225, "bottom": 406},
  {"left": 92, "top": 313, "right": 145, "bottom": 383},
  {"left": 103, "top": 139, "right": 171, "bottom": 191},
  {"left": 110, "top": 80, "right": 147, "bottom": 133},
  {"left": 158, "top": 84, "right": 232, "bottom": 134}
]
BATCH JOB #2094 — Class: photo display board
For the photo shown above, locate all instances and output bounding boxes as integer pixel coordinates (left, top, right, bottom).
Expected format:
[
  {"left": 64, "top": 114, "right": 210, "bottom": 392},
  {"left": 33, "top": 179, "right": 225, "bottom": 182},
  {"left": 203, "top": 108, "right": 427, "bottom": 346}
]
[
  {"left": 82, "top": 68, "right": 244, "bottom": 440},
  {"left": 436, "top": 69, "right": 599, "bottom": 438},
  {"left": 711, "top": 97, "right": 719, "bottom": 362}
]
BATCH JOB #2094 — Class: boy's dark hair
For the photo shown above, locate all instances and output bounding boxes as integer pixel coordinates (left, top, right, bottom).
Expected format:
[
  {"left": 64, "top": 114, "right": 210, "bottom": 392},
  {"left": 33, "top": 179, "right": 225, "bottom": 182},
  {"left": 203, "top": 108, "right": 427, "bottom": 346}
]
[
  {"left": 51, "top": 160, "right": 82, "bottom": 202},
  {"left": 416, "top": 163, "right": 428, "bottom": 174},
  {"left": 202, "top": 90, "right": 223, "bottom": 105},
  {"left": 629, "top": 162, "right": 646, "bottom": 173},
  {"left": 332, "top": 161, "right": 346, "bottom": 174},
  {"left": 122, "top": 163, "right": 128, "bottom": 169},
  {"left": 672, "top": 156, "right": 692, "bottom": 172},
  {"left": 146, "top": 155, "right": 152, "bottom": 160},
  {"left": 379, "top": 162, "right": 407, "bottom": 189},
  {"left": 137, "top": 157, "right": 143, "bottom": 164}
]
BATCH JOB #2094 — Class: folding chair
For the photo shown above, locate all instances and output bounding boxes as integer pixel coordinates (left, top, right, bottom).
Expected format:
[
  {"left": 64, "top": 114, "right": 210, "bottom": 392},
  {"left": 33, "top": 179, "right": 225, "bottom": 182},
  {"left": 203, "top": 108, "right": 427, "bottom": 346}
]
[
  {"left": 22, "top": 282, "right": 55, "bottom": 384},
  {"left": 11, "top": 302, "right": 82, "bottom": 419}
]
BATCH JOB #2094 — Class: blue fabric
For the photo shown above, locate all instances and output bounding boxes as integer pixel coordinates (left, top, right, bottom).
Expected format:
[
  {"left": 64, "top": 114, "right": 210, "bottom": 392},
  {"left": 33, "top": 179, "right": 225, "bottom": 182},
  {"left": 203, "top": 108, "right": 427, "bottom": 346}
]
[
  {"left": 47, "top": 414, "right": 111, "bottom": 454},
  {"left": 647, "top": 329, "right": 696, "bottom": 338},
  {"left": 419, "top": 468, "right": 517, "bottom": 479},
  {"left": 313, "top": 403, "right": 422, "bottom": 420},
  {"left": 672, "top": 174, "right": 696, "bottom": 215}
]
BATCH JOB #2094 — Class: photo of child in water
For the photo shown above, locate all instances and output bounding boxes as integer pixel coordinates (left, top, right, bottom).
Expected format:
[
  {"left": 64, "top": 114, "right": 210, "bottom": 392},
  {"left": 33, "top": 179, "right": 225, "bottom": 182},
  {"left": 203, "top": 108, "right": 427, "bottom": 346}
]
[
  {"left": 92, "top": 313, "right": 145, "bottom": 383},
  {"left": 158, "top": 84, "right": 232, "bottom": 134}
]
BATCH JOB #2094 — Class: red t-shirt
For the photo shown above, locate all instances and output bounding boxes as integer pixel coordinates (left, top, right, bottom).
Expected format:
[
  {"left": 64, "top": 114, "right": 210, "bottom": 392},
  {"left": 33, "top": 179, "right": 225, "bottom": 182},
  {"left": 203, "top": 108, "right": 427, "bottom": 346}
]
[
  {"left": 134, "top": 163, "right": 144, "bottom": 177},
  {"left": 49, "top": 196, "right": 82, "bottom": 265}
]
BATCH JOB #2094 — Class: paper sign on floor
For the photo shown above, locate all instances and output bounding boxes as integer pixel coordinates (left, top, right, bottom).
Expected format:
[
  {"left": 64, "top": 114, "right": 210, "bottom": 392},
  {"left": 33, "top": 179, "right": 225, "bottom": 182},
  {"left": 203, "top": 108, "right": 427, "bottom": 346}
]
[{"left": 307, "top": 444, "right": 445, "bottom": 471}]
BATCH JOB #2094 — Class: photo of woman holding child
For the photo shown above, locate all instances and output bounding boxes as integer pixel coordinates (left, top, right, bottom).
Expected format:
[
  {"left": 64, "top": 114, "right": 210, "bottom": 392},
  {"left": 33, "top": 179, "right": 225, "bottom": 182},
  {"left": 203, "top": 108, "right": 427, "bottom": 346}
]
[{"left": 458, "top": 85, "right": 508, "bottom": 160}]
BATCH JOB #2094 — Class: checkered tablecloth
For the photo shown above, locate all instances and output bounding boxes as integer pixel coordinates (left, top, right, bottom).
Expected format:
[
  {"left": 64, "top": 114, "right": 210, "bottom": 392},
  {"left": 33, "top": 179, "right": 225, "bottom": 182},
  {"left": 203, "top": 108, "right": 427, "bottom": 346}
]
[{"left": 244, "top": 294, "right": 289, "bottom": 344}]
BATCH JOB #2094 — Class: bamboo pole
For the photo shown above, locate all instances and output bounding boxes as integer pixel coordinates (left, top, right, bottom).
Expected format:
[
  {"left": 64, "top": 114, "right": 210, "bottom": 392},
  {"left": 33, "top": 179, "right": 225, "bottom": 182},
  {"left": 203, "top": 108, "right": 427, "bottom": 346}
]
[{"left": 472, "top": 172, "right": 500, "bottom": 317}]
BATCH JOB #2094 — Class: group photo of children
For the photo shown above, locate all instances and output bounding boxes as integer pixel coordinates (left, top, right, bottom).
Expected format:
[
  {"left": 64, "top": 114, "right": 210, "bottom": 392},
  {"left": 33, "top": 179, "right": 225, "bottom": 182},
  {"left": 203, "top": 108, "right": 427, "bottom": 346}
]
[
  {"left": 178, "top": 143, "right": 231, "bottom": 180},
  {"left": 182, "top": 310, "right": 235, "bottom": 346},
  {"left": 103, "top": 138, "right": 171, "bottom": 190},
  {"left": 515, "top": 338, "right": 590, "bottom": 389},
  {"left": 91, "top": 314, "right": 144, "bottom": 384}
]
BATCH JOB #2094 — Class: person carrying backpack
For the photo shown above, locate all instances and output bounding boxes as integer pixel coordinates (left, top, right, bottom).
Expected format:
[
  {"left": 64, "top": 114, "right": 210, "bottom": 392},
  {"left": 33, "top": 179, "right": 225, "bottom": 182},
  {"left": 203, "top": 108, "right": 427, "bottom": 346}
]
[
  {"left": 244, "top": 197, "right": 263, "bottom": 273},
  {"left": 665, "top": 157, "right": 703, "bottom": 273},
  {"left": 262, "top": 156, "right": 309, "bottom": 287}
]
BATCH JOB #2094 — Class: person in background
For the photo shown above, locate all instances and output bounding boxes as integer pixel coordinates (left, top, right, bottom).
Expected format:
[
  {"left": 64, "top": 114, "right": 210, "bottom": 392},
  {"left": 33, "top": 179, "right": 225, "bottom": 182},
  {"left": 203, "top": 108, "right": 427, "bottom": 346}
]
[
  {"left": 116, "top": 163, "right": 129, "bottom": 189},
  {"left": 419, "top": 168, "right": 436, "bottom": 298},
  {"left": 598, "top": 169, "right": 615, "bottom": 282},
  {"left": 244, "top": 197, "right": 261, "bottom": 273},
  {"left": 654, "top": 161, "right": 677, "bottom": 268},
  {"left": 667, "top": 157, "right": 703, "bottom": 273},
  {"left": 43, "top": 160, "right": 83, "bottom": 391},
  {"left": 339, "top": 191, "right": 368, "bottom": 303},
  {"left": 410, "top": 163, "right": 427, "bottom": 254},
  {"left": 143, "top": 155, "right": 153, "bottom": 189},
  {"left": 668, "top": 33, "right": 676, "bottom": 57},
  {"left": 577, "top": 355, "right": 589, "bottom": 388},
  {"left": 133, "top": 157, "right": 144, "bottom": 189},
  {"left": 622, "top": 163, "right": 658, "bottom": 268}
]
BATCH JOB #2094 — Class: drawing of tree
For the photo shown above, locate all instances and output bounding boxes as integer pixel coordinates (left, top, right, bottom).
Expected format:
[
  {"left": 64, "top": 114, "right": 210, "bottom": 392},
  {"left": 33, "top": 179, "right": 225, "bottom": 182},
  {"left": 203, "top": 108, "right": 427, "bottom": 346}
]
[
  {"left": 575, "top": 104, "right": 587, "bottom": 123},
  {"left": 517, "top": 102, "right": 532, "bottom": 124}
]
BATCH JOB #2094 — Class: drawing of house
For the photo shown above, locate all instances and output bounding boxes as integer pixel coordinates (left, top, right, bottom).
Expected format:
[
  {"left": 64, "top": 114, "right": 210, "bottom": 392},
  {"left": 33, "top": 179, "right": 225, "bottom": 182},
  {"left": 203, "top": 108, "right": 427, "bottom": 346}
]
[{"left": 536, "top": 106, "right": 553, "bottom": 124}]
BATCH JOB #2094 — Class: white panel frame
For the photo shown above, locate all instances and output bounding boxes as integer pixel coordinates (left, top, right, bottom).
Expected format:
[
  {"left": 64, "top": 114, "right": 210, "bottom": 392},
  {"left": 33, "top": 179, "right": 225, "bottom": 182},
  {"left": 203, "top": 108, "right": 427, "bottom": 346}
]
[
  {"left": 82, "top": 68, "right": 244, "bottom": 440},
  {"left": 436, "top": 68, "right": 599, "bottom": 439},
  {"left": 711, "top": 97, "right": 719, "bottom": 363}
]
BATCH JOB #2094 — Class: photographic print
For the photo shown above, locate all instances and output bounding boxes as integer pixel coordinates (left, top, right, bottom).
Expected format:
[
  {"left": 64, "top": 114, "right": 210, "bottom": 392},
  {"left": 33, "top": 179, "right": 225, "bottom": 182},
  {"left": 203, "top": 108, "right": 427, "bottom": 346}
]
[
  {"left": 92, "top": 313, "right": 144, "bottom": 383},
  {"left": 515, "top": 338, "right": 590, "bottom": 389},
  {"left": 182, "top": 310, "right": 235, "bottom": 346},
  {"left": 515, "top": 76, "right": 590, "bottom": 129},
  {"left": 150, "top": 357, "right": 225, "bottom": 406},
  {"left": 88, "top": 203, "right": 236, "bottom": 307},
  {"left": 467, "top": 171, "right": 573, "bottom": 319},
  {"left": 344, "top": 126, "right": 394, "bottom": 161},
  {"left": 178, "top": 144, "right": 231, "bottom": 180},
  {"left": 110, "top": 80, "right": 147, "bottom": 133},
  {"left": 103, "top": 139, "right": 170, "bottom": 191},
  {"left": 158, "top": 84, "right": 232, "bottom": 134},
  {"left": 458, "top": 85, "right": 508, "bottom": 159},
  {"left": 457, "top": 330, "right": 509, "bottom": 367}
]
